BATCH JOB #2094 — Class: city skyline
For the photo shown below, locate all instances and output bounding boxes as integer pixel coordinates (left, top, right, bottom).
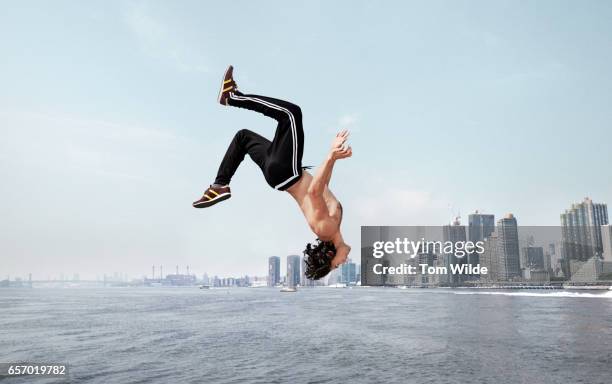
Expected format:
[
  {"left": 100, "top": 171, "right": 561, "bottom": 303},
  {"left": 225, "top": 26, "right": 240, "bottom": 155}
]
[
  {"left": 360, "top": 196, "right": 611, "bottom": 286},
  {"left": 2, "top": 196, "right": 610, "bottom": 280}
]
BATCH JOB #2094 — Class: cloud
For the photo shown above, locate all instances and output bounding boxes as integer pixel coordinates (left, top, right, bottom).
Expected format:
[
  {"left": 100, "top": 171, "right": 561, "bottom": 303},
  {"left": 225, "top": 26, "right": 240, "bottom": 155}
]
[
  {"left": 339, "top": 113, "right": 359, "bottom": 127},
  {"left": 123, "top": 2, "right": 209, "bottom": 73},
  {"left": 329, "top": 113, "right": 361, "bottom": 134}
]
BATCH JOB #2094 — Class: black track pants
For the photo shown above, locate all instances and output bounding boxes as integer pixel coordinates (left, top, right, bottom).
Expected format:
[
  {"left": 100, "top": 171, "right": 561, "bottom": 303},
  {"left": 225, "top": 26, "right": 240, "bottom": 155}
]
[{"left": 214, "top": 91, "right": 304, "bottom": 191}]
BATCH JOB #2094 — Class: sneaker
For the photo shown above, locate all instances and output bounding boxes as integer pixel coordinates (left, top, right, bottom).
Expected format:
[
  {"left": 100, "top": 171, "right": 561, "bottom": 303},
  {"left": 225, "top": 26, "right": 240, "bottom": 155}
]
[
  {"left": 193, "top": 185, "right": 231, "bottom": 208},
  {"left": 217, "top": 65, "right": 237, "bottom": 106}
]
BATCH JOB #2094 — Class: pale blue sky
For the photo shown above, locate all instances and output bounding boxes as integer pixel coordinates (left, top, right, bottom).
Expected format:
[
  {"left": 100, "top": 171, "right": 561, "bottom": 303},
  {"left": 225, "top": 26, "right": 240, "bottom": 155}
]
[{"left": 1, "top": 0, "right": 611, "bottom": 279}]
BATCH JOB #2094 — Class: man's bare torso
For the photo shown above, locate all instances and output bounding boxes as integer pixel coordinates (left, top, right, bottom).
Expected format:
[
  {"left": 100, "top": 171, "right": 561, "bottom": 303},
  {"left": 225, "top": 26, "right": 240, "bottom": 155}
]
[{"left": 286, "top": 171, "right": 342, "bottom": 240}]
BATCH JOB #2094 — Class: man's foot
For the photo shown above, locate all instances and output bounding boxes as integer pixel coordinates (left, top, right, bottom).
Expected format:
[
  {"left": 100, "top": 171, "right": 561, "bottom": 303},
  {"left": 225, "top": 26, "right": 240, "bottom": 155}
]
[
  {"left": 193, "top": 185, "right": 231, "bottom": 208},
  {"left": 217, "top": 65, "right": 237, "bottom": 106}
]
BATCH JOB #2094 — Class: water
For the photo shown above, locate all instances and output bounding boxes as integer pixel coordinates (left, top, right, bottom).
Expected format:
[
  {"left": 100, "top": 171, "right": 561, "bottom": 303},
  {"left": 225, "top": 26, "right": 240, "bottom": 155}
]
[{"left": 1, "top": 287, "right": 611, "bottom": 384}]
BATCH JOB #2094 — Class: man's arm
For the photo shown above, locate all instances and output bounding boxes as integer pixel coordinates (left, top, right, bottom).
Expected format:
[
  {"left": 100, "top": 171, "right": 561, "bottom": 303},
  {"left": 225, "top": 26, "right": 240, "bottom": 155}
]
[
  {"left": 308, "top": 156, "right": 336, "bottom": 198},
  {"left": 307, "top": 130, "right": 352, "bottom": 197}
]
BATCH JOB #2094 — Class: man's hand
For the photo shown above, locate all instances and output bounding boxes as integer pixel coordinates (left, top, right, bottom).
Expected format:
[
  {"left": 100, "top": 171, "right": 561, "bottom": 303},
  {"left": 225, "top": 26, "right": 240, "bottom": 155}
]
[
  {"left": 331, "top": 129, "right": 350, "bottom": 150},
  {"left": 330, "top": 129, "right": 352, "bottom": 160}
]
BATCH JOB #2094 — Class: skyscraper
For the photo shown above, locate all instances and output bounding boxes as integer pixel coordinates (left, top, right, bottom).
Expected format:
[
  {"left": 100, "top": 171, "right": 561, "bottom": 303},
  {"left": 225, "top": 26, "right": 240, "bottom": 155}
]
[
  {"left": 301, "top": 256, "right": 315, "bottom": 287},
  {"left": 468, "top": 211, "right": 495, "bottom": 266},
  {"left": 469, "top": 211, "right": 495, "bottom": 242},
  {"left": 268, "top": 256, "right": 281, "bottom": 287},
  {"left": 522, "top": 246, "right": 545, "bottom": 269},
  {"left": 496, "top": 214, "right": 521, "bottom": 280},
  {"left": 561, "top": 197, "right": 609, "bottom": 262},
  {"left": 479, "top": 232, "right": 499, "bottom": 281},
  {"left": 602, "top": 224, "right": 612, "bottom": 262},
  {"left": 443, "top": 216, "right": 467, "bottom": 284},
  {"left": 286, "top": 255, "right": 301, "bottom": 288},
  {"left": 547, "top": 243, "right": 557, "bottom": 273},
  {"left": 341, "top": 259, "right": 357, "bottom": 283}
]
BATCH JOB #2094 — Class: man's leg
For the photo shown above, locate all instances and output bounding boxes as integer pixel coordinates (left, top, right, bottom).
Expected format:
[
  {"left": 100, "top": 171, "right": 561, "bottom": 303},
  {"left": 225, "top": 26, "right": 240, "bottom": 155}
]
[
  {"left": 193, "top": 129, "right": 270, "bottom": 208},
  {"left": 214, "top": 129, "right": 270, "bottom": 186},
  {"left": 213, "top": 65, "right": 304, "bottom": 190},
  {"left": 228, "top": 91, "right": 304, "bottom": 190},
  {"left": 228, "top": 91, "right": 302, "bottom": 124},
  {"left": 218, "top": 65, "right": 302, "bottom": 129}
]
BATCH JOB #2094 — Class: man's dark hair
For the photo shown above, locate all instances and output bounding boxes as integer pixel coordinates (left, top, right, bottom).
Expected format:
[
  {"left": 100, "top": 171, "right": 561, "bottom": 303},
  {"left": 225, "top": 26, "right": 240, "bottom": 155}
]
[{"left": 303, "top": 239, "right": 337, "bottom": 280}]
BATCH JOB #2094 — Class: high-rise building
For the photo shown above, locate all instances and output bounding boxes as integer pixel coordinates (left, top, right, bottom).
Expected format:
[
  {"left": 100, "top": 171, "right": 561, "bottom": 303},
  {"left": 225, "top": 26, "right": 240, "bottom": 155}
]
[
  {"left": 522, "top": 246, "right": 545, "bottom": 269},
  {"left": 570, "top": 258, "right": 602, "bottom": 283},
  {"left": 286, "top": 255, "right": 301, "bottom": 288},
  {"left": 550, "top": 241, "right": 567, "bottom": 278},
  {"left": 601, "top": 224, "right": 612, "bottom": 262},
  {"left": 416, "top": 251, "right": 437, "bottom": 286},
  {"left": 469, "top": 211, "right": 495, "bottom": 242},
  {"left": 479, "top": 232, "right": 499, "bottom": 281},
  {"left": 468, "top": 211, "right": 495, "bottom": 266},
  {"left": 301, "top": 256, "right": 316, "bottom": 287},
  {"left": 341, "top": 259, "right": 357, "bottom": 283},
  {"left": 561, "top": 197, "right": 609, "bottom": 262},
  {"left": 547, "top": 243, "right": 557, "bottom": 275},
  {"left": 443, "top": 216, "right": 468, "bottom": 284},
  {"left": 496, "top": 214, "right": 521, "bottom": 280},
  {"left": 444, "top": 217, "right": 467, "bottom": 243},
  {"left": 268, "top": 256, "right": 281, "bottom": 287}
]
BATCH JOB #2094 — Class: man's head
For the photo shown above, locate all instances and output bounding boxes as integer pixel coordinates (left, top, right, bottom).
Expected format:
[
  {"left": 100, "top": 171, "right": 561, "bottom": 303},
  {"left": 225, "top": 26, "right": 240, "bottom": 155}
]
[{"left": 303, "top": 239, "right": 336, "bottom": 280}]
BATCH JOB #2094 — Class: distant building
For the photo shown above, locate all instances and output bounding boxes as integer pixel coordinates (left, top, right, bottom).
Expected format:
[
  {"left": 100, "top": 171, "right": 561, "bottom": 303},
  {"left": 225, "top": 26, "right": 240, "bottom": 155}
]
[
  {"left": 522, "top": 246, "right": 545, "bottom": 269},
  {"left": 570, "top": 258, "right": 602, "bottom": 283},
  {"left": 553, "top": 241, "right": 567, "bottom": 278},
  {"left": 286, "top": 255, "right": 301, "bottom": 288},
  {"left": 546, "top": 243, "right": 560, "bottom": 276},
  {"left": 602, "top": 262, "right": 612, "bottom": 276},
  {"left": 602, "top": 224, "right": 612, "bottom": 262},
  {"left": 443, "top": 216, "right": 468, "bottom": 284},
  {"left": 548, "top": 243, "right": 556, "bottom": 259},
  {"left": 469, "top": 212, "right": 495, "bottom": 242},
  {"left": 416, "top": 251, "right": 437, "bottom": 286},
  {"left": 361, "top": 226, "right": 387, "bottom": 286},
  {"left": 327, "top": 268, "right": 342, "bottom": 285},
  {"left": 164, "top": 273, "right": 197, "bottom": 286},
  {"left": 520, "top": 246, "right": 550, "bottom": 282},
  {"left": 523, "top": 268, "right": 550, "bottom": 282},
  {"left": 468, "top": 211, "right": 495, "bottom": 266},
  {"left": 543, "top": 251, "right": 552, "bottom": 274},
  {"left": 301, "top": 256, "right": 315, "bottom": 287},
  {"left": 268, "top": 256, "right": 281, "bottom": 287},
  {"left": 341, "top": 259, "right": 357, "bottom": 283},
  {"left": 479, "top": 232, "right": 499, "bottom": 282},
  {"left": 496, "top": 214, "right": 521, "bottom": 281},
  {"left": 561, "top": 197, "right": 608, "bottom": 263}
]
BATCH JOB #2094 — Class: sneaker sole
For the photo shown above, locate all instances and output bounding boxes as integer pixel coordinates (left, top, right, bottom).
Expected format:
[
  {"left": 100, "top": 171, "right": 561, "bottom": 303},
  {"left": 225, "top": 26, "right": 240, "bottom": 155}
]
[
  {"left": 193, "top": 193, "right": 231, "bottom": 208},
  {"left": 217, "top": 66, "right": 233, "bottom": 105}
]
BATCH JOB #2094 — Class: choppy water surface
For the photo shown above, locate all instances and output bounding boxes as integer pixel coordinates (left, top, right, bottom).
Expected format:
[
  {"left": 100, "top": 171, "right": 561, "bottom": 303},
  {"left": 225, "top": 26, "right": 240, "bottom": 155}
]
[{"left": 1, "top": 287, "right": 611, "bottom": 384}]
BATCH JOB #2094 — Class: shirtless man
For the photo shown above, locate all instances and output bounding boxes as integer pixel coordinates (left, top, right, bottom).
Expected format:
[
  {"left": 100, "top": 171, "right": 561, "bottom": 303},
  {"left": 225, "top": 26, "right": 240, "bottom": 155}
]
[{"left": 192, "top": 66, "right": 351, "bottom": 279}]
